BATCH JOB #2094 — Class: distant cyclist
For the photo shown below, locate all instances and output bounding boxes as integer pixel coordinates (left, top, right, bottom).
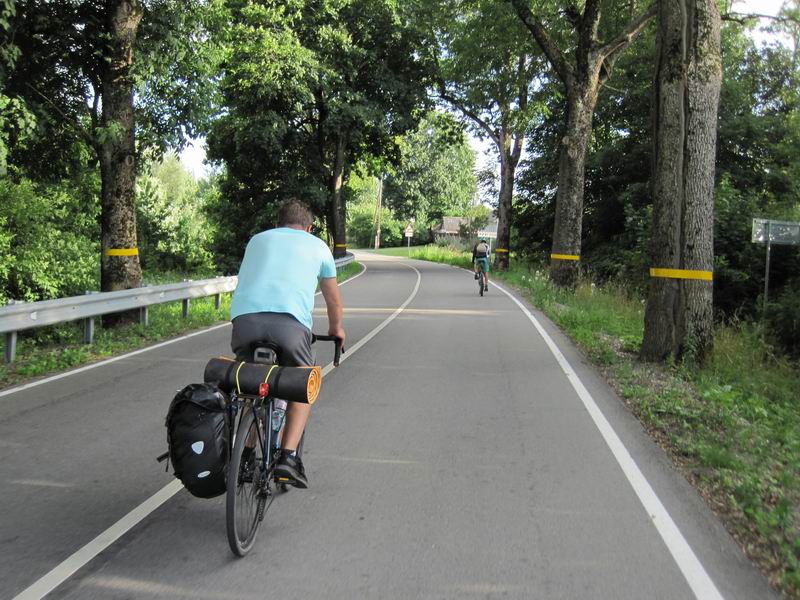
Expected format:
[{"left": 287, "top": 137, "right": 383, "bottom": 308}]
[
  {"left": 229, "top": 199, "right": 346, "bottom": 489},
  {"left": 472, "top": 238, "right": 491, "bottom": 292}
]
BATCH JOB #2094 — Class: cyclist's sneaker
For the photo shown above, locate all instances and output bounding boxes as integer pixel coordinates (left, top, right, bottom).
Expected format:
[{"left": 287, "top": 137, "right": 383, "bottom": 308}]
[
  {"left": 484, "top": 284, "right": 488, "bottom": 292},
  {"left": 274, "top": 452, "right": 308, "bottom": 489},
  {"left": 474, "top": 273, "right": 479, "bottom": 280}
]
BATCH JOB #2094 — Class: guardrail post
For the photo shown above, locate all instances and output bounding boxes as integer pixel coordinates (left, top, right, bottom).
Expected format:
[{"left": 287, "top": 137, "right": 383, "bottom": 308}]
[
  {"left": 140, "top": 285, "right": 150, "bottom": 327},
  {"left": 182, "top": 280, "right": 191, "bottom": 318},
  {"left": 83, "top": 291, "right": 99, "bottom": 344},
  {"left": 4, "top": 331, "right": 16, "bottom": 364},
  {"left": 214, "top": 292, "right": 222, "bottom": 310},
  {"left": 4, "top": 299, "right": 25, "bottom": 363}
]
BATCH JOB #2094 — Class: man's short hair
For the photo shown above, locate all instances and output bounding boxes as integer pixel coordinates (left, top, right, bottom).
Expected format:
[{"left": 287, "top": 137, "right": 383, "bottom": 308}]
[{"left": 278, "top": 199, "right": 314, "bottom": 228}]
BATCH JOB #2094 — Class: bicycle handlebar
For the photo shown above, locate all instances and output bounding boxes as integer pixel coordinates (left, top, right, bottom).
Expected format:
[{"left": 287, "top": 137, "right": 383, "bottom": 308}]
[{"left": 311, "top": 334, "right": 345, "bottom": 367}]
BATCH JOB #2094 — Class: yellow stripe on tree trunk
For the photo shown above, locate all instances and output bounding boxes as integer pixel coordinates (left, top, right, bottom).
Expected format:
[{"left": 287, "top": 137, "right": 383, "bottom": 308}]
[
  {"left": 494, "top": 248, "right": 509, "bottom": 253},
  {"left": 649, "top": 268, "right": 713, "bottom": 281},
  {"left": 105, "top": 248, "right": 139, "bottom": 256},
  {"left": 551, "top": 253, "right": 580, "bottom": 261}
]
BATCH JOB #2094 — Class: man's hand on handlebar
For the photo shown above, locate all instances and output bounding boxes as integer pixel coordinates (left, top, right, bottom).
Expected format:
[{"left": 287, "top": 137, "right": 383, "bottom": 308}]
[{"left": 328, "top": 326, "right": 346, "bottom": 351}]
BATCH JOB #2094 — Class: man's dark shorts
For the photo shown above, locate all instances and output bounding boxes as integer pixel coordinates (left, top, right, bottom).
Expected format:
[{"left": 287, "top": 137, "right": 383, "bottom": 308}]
[{"left": 231, "top": 312, "right": 314, "bottom": 367}]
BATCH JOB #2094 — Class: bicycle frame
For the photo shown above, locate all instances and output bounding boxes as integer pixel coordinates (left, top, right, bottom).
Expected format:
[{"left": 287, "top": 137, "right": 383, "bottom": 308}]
[{"left": 228, "top": 394, "right": 275, "bottom": 469}]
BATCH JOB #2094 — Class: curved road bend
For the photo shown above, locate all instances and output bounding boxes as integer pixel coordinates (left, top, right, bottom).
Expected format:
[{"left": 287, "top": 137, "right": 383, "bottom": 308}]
[{"left": 0, "top": 252, "right": 776, "bottom": 599}]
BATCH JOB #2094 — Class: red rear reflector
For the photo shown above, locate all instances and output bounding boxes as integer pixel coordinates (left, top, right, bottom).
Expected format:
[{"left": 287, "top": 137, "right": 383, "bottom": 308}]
[{"left": 259, "top": 383, "right": 269, "bottom": 397}]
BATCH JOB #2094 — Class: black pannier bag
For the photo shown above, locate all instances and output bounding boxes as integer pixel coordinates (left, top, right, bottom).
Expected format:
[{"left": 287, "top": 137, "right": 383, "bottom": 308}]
[{"left": 164, "top": 383, "right": 229, "bottom": 498}]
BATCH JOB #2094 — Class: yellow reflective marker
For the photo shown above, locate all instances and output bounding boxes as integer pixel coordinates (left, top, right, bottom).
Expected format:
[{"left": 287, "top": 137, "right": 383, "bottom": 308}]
[
  {"left": 551, "top": 254, "right": 580, "bottom": 261},
  {"left": 105, "top": 248, "right": 139, "bottom": 256},
  {"left": 650, "top": 268, "right": 713, "bottom": 281},
  {"left": 494, "top": 248, "right": 509, "bottom": 253},
  {"left": 335, "top": 244, "right": 347, "bottom": 248}
]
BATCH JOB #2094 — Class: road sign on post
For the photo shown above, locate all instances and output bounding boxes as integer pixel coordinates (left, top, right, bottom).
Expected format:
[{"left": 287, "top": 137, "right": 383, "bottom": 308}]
[
  {"left": 752, "top": 218, "right": 800, "bottom": 315},
  {"left": 404, "top": 224, "right": 414, "bottom": 254}
]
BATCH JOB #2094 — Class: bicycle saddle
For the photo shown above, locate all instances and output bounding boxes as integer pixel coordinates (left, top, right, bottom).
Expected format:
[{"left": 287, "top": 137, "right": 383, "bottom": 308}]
[{"left": 248, "top": 341, "right": 279, "bottom": 365}]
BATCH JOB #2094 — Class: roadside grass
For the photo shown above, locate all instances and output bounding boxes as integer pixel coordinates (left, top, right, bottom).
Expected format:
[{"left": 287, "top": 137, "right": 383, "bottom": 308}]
[
  {"left": 392, "top": 245, "right": 800, "bottom": 596},
  {"left": 0, "top": 262, "right": 363, "bottom": 390},
  {"left": 371, "top": 245, "right": 473, "bottom": 269}
]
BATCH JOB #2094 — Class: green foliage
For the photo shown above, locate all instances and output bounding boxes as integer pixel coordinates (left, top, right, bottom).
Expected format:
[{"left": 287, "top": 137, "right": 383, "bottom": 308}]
[
  {"left": 346, "top": 171, "right": 405, "bottom": 248},
  {"left": 0, "top": 176, "right": 100, "bottom": 303},
  {"left": 766, "top": 279, "right": 800, "bottom": 357},
  {"left": 207, "top": 0, "right": 430, "bottom": 268},
  {"left": 456, "top": 204, "right": 491, "bottom": 242},
  {"left": 3, "top": 0, "right": 222, "bottom": 183},
  {"left": 372, "top": 245, "right": 473, "bottom": 269},
  {"left": 0, "top": 0, "right": 34, "bottom": 176},
  {"left": 384, "top": 111, "right": 478, "bottom": 231},
  {"left": 136, "top": 153, "right": 215, "bottom": 273},
  {"left": 429, "top": 0, "right": 543, "bottom": 137}
]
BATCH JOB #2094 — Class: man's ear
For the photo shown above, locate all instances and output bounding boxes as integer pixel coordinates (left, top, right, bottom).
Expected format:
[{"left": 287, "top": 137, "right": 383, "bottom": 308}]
[{"left": 305, "top": 224, "right": 313, "bottom": 233}]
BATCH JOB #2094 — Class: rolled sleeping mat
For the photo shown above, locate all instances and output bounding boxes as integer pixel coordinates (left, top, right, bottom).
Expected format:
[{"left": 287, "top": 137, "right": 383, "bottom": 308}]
[{"left": 204, "top": 357, "right": 322, "bottom": 404}]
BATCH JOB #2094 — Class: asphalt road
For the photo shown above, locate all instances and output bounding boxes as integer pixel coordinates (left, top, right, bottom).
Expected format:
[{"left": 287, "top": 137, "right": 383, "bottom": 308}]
[{"left": 0, "top": 252, "right": 778, "bottom": 599}]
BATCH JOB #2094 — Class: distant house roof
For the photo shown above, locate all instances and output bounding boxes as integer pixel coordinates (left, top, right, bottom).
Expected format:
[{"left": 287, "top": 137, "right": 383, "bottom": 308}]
[{"left": 438, "top": 216, "right": 498, "bottom": 238}]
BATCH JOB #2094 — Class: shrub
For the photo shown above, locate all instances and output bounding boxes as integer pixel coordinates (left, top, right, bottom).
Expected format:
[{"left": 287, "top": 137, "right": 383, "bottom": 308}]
[{"left": 0, "top": 177, "right": 100, "bottom": 302}]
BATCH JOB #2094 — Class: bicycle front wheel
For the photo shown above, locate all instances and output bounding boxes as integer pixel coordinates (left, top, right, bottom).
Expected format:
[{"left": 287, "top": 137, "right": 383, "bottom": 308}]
[{"left": 226, "top": 407, "right": 268, "bottom": 556}]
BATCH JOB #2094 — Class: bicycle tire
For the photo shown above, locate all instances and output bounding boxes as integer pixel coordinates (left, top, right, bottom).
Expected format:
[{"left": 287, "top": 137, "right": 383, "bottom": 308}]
[
  {"left": 226, "top": 407, "right": 268, "bottom": 556},
  {"left": 478, "top": 271, "right": 484, "bottom": 296}
]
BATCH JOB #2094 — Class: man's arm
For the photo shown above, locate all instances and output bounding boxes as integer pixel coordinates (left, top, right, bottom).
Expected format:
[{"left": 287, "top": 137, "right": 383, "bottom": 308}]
[{"left": 319, "top": 277, "right": 345, "bottom": 347}]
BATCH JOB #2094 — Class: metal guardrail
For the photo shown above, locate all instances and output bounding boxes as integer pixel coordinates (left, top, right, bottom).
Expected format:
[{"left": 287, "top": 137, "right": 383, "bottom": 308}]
[{"left": 1, "top": 252, "right": 354, "bottom": 363}]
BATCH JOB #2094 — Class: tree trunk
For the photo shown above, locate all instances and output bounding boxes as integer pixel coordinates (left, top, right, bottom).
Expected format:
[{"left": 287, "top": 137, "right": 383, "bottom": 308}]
[
  {"left": 640, "top": 0, "right": 720, "bottom": 362},
  {"left": 100, "top": 0, "right": 143, "bottom": 324},
  {"left": 330, "top": 134, "right": 347, "bottom": 258},
  {"left": 550, "top": 87, "right": 597, "bottom": 287},
  {"left": 495, "top": 133, "right": 513, "bottom": 271}
]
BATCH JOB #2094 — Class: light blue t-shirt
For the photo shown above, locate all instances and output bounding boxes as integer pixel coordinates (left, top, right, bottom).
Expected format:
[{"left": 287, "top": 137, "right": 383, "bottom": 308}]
[{"left": 230, "top": 228, "right": 337, "bottom": 330}]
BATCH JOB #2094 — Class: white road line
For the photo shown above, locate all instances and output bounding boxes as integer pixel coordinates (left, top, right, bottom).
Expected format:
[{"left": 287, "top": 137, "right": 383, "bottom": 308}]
[
  {"left": 11, "top": 260, "right": 416, "bottom": 600},
  {"left": 492, "top": 281, "right": 724, "bottom": 600},
  {"left": 0, "top": 262, "right": 367, "bottom": 400},
  {"left": 327, "top": 264, "right": 420, "bottom": 373},
  {"left": 12, "top": 480, "right": 184, "bottom": 600},
  {"left": 0, "top": 323, "right": 232, "bottom": 400}
]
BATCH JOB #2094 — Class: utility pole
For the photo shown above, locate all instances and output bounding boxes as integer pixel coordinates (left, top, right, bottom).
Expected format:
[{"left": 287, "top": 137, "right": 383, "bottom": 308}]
[{"left": 374, "top": 174, "right": 384, "bottom": 250}]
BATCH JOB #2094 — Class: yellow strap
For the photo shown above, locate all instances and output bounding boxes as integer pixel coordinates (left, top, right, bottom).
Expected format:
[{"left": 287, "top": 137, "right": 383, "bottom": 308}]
[
  {"left": 234, "top": 361, "right": 245, "bottom": 395},
  {"left": 494, "top": 248, "right": 509, "bottom": 253},
  {"left": 650, "top": 268, "right": 713, "bottom": 281},
  {"left": 551, "top": 254, "right": 580, "bottom": 261},
  {"left": 105, "top": 248, "right": 139, "bottom": 256},
  {"left": 264, "top": 364, "right": 278, "bottom": 385}
]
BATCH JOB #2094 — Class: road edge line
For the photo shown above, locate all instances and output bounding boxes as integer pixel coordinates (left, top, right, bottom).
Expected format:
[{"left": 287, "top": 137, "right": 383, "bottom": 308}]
[
  {"left": 492, "top": 280, "right": 724, "bottom": 600},
  {"left": 11, "top": 480, "right": 184, "bottom": 600}
]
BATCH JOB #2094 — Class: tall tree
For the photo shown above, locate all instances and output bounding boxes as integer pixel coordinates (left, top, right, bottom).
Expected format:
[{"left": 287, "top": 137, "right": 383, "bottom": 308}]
[
  {"left": 640, "top": 0, "right": 722, "bottom": 361},
  {"left": 509, "top": 0, "right": 655, "bottom": 285},
  {"left": 207, "top": 0, "right": 428, "bottom": 262},
  {"left": 427, "top": 0, "right": 540, "bottom": 270},
  {"left": 100, "top": 0, "right": 144, "bottom": 294},
  {"left": 6, "top": 0, "right": 221, "bottom": 304}
]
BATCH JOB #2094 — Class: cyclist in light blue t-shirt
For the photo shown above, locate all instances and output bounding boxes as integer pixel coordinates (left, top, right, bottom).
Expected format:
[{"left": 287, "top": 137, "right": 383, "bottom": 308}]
[{"left": 230, "top": 199, "right": 345, "bottom": 489}]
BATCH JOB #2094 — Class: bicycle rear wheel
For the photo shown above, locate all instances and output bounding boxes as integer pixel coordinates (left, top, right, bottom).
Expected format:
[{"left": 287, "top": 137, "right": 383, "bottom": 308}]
[
  {"left": 226, "top": 407, "right": 269, "bottom": 556},
  {"left": 478, "top": 270, "right": 484, "bottom": 296}
]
